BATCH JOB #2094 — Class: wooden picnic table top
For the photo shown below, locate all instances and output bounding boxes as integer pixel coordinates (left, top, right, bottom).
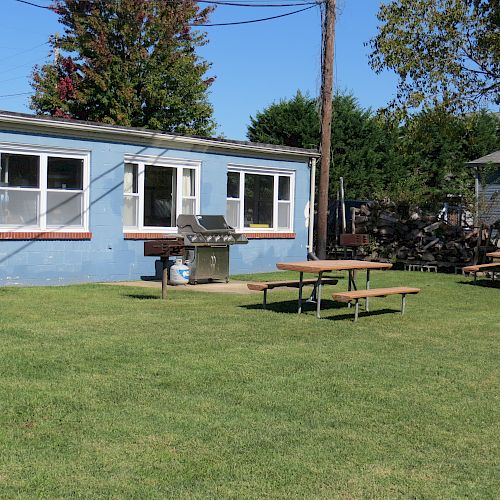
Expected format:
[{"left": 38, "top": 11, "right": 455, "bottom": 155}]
[
  {"left": 276, "top": 259, "right": 393, "bottom": 273},
  {"left": 486, "top": 251, "right": 500, "bottom": 258}
]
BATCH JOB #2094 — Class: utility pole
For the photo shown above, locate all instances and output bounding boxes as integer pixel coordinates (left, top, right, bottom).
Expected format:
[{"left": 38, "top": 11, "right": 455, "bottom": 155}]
[
  {"left": 316, "top": 0, "right": 336, "bottom": 259},
  {"left": 54, "top": 33, "right": 60, "bottom": 63}
]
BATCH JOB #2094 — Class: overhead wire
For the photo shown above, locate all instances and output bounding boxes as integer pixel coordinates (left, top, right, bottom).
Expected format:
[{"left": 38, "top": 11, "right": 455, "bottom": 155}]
[
  {"left": 198, "top": 1, "right": 321, "bottom": 7},
  {"left": 0, "top": 91, "right": 33, "bottom": 99},
  {"left": 192, "top": 4, "right": 317, "bottom": 26},
  {"left": 12, "top": 0, "right": 322, "bottom": 26},
  {"left": 13, "top": 0, "right": 52, "bottom": 9},
  {"left": 0, "top": 41, "right": 49, "bottom": 64}
]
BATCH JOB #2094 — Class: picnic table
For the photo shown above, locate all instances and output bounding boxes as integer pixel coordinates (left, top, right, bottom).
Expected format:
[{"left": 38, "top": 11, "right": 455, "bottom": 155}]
[
  {"left": 276, "top": 260, "right": 392, "bottom": 318},
  {"left": 486, "top": 251, "right": 500, "bottom": 259}
]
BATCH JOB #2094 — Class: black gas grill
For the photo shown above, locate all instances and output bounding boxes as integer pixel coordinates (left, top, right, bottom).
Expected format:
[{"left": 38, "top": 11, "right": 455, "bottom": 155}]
[{"left": 177, "top": 214, "right": 248, "bottom": 283}]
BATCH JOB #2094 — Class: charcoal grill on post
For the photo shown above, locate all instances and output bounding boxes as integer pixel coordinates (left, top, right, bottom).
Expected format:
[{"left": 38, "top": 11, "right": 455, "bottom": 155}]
[
  {"left": 144, "top": 237, "right": 185, "bottom": 298},
  {"left": 177, "top": 214, "right": 248, "bottom": 284}
]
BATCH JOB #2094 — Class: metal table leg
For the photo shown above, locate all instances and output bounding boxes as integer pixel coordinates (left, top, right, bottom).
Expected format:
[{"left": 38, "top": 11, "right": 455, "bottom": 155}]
[
  {"left": 347, "top": 270, "right": 358, "bottom": 308},
  {"left": 298, "top": 272, "right": 304, "bottom": 314},
  {"left": 347, "top": 269, "right": 352, "bottom": 308},
  {"left": 316, "top": 271, "right": 323, "bottom": 319},
  {"left": 366, "top": 269, "right": 371, "bottom": 312}
]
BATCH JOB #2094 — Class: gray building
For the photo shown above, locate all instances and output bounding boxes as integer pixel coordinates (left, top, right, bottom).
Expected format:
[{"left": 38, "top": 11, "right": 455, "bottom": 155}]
[{"left": 468, "top": 151, "right": 500, "bottom": 226}]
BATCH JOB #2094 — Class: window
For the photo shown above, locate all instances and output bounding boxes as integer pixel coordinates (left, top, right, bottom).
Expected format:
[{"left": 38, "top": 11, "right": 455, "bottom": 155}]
[
  {"left": 123, "top": 156, "right": 200, "bottom": 232},
  {"left": 0, "top": 147, "right": 89, "bottom": 231},
  {"left": 226, "top": 167, "right": 294, "bottom": 231}
]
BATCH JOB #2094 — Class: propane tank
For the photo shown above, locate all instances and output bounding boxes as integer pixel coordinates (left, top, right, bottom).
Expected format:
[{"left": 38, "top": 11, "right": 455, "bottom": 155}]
[{"left": 169, "top": 258, "right": 190, "bottom": 285}]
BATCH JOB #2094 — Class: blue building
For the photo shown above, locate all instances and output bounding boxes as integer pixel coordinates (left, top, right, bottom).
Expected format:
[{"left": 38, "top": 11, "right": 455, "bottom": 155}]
[{"left": 0, "top": 111, "right": 319, "bottom": 285}]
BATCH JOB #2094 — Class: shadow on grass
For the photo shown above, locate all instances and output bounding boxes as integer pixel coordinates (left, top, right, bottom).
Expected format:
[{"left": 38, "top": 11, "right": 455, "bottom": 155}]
[
  {"left": 125, "top": 293, "right": 160, "bottom": 300},
  {"left": 458, "top": 280, "right": 500, "bottom": 289},
  {"left": 242, "top": 299, "right": 401, "bottom": 321},
  {"left": 241, "top": 299, "right": 348, "bottom": 314},
  {"left": 323, "top": 308, "right": 401, "bottom": 322}
]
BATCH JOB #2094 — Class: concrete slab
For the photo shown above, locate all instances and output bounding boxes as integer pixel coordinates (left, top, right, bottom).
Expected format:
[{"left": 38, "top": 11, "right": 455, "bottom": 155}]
[{"left": 103, "top": 280, "right": 255, "bottom": 294}]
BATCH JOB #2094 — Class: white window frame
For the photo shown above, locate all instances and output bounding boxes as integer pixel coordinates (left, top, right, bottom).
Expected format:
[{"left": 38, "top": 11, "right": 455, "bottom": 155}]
[
  {"left": 0, "top": 142, "right": 90, "bottom": 232},
  {"left": 123, "top": 154, "right": 201, "bottom": 234},
  {"left": 226, "top": 164, "right": 295, "bottom": 232}
]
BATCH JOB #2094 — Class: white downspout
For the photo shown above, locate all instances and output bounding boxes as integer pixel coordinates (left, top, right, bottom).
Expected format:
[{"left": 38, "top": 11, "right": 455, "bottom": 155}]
[
  {"left": 474, "top": 166, "right": 480, "bottom": 227},
  {"left": 308, "top": 157, "right": 317, "bottom": 253}
]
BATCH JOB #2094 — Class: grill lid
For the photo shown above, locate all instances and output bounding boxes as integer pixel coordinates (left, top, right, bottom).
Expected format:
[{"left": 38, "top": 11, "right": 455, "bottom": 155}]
[
  {"left": 177, "top": 214, "right": 248, "bottom": 245},
  {"left": 177, "top": 214, "right": 233, "bottom": 234}
]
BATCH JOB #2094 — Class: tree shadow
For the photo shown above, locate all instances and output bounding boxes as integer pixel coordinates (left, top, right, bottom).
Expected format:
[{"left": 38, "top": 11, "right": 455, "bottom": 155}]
[
  {"left": 241, "top": 299, "right": 352, "bottom": 315},
  {"left": 125, "top": 293, "right": 160, "bottom": 300},
  {"left": 458, "top": 279, "right": 500, "bottom": 289}
]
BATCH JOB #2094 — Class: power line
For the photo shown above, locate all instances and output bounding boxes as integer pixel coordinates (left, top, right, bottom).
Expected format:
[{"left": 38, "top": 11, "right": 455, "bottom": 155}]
[
  {"left": 0, "top": 74, "right": 31, "bottom": 85},
  {"left": 0, "top": 41, "right": 49, "bottom": 64},
  {"left": 0, "top": 91, "right": 33, "bottom": 99},
  {"left": 198, "top": 0, "right": 321, "bottom": 7},
  {"left": 192, "top": 4, "right": 316, "bottom": 26},
  {"left": 13, "top": 0, "right": 52, "bottom": 9},
  {"left": 13, "top": 0, "right": 320, "bottom": 25}
]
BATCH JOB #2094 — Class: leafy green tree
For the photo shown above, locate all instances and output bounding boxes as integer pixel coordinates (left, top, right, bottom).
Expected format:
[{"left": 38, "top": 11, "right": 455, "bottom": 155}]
[
  {"left": 31, "top": 0, "right": 216, "bottom": 136},
  {"left": 247, "top": 91, "right": 320, "bottom": 149},
  {"left": 369, "top": 0, "right": 500, "bottom": 113},
  {"left": 248, "top": 92, "right": 399, "bottom": 199},
  {"left": 396, "top": 108, "right": 500, "bottom": 206},
  {"left": 329, "top": 95, "right": 400, "bottom": 200}
]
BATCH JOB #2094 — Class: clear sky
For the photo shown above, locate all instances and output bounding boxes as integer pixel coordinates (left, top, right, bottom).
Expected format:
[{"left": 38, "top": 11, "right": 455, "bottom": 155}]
[{"left": 0, "top": 0, "right": 399, "bottom": 140}]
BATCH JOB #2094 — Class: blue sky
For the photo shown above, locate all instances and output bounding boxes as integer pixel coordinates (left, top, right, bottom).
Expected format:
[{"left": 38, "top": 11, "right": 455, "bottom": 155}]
[{"left": 0, "top": 0, "right": 399, "bottom": 140}]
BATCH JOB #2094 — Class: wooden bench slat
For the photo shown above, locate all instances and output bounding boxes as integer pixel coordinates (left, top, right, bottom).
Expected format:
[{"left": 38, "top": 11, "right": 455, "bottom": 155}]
[
  {"left": 247, "top": 279, "right": 338, "bottom": 291},
  {"left": 333, "top": 287, "right": 420, "bottom": 303},
  {"left": 463, "top": 263, "right": 500, "bottom": 272}
]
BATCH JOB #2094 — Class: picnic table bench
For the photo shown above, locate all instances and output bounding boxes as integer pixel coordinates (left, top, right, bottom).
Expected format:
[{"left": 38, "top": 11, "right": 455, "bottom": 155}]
[
  {"left": 462, "top": 262, "right": 500, "bottom": 283},
  {"left": 247, "top": 278, "right": 338, "bottom": 308},
  {"left": 333, "top": 287, "right": 421, "bottom": 321}
]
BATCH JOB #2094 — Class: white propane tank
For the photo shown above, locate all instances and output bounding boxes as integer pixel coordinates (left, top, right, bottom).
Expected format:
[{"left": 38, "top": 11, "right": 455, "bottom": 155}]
[{"left": 169, "top": 258, "right": 190, "bottom": 285}]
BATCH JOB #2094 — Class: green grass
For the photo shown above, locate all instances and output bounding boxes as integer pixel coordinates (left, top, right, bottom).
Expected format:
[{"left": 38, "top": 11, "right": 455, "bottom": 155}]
[{"left": 0, "top": 271, "right": 498, "bottom": 498}]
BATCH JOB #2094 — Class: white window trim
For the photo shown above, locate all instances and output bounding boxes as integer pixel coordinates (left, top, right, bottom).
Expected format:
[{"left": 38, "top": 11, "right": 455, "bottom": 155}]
[
  {"left": 123, "top": 155, "right": 201, "bottom": 234},
  {"left": 227, "top": 164, "right": 295, "bottom": 233},
  {"left": 0, "top": 143, "right": 90, "bottom": 232}
]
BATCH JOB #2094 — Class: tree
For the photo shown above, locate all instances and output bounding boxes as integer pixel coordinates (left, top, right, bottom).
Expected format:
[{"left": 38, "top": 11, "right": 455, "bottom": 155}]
[
  {"left": 247, "top": 91, "right": 320, "bottom": 149},
  {"left": 247, "top": 91, "right": 500, "bottom": 206},
  {"left": 369, "top": 0, "right": 500, "bottom": 113},
  {"left": 30, "top": 0, "right": 216, "bottom": 136},
  {"left": 395, "top": 108, "right": 500, "bottom": 206},
  {"left": 247, "top": 92, "right": 399, "bottom": 199}
]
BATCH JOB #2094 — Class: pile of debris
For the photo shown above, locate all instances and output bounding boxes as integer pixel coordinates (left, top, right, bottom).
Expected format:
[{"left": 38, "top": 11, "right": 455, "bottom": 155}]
[{"left": 351, "top": 200, "right": 496, "bottom": 269}]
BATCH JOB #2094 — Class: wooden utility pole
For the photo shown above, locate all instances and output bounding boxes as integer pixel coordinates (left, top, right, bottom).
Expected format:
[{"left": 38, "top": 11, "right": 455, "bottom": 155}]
[{"left": 316, "top": 0, "right": 336, "bottom": 259}]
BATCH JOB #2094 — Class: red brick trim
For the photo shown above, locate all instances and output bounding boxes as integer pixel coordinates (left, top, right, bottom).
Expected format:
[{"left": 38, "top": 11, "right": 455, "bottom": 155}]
[
  {"left": 243, "top": 232, "right": 296, "bottom": 239},
  {"left": 0, "top": 231, "right": 92, "bottom": 240},
  {"left": 124, "top": 233, "right": 178, "bottom": 240}
]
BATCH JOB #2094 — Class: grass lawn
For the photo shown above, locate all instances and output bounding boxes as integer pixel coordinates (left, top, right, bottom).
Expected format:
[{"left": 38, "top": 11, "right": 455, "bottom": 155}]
[{"left": 0, "top": 271, "right": 498, "bottom": 498}]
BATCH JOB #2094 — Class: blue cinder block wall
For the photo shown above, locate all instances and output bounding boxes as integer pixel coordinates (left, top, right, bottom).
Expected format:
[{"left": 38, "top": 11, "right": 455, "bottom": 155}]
[{"left": 0, "top": 127, "right": 312, "bottom": 285}]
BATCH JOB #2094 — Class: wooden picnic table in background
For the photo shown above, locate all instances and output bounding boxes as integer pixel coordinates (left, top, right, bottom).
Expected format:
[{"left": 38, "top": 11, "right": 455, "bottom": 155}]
[
  {"left": 276, "top": 260, "right": 392, "bottom": 318},
  {"left": 486, "top": 251, "right": 500, "bottom": 259}
]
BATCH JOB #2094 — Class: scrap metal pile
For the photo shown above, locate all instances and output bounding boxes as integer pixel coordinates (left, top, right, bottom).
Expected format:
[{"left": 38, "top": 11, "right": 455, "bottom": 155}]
[{"left": 352, "top": 200, "right": 497, "bottom": 268}]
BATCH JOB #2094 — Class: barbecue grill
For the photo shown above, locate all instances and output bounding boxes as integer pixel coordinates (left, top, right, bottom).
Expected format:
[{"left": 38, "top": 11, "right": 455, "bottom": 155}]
[
  {"left": 177, "top": 214, "right": 248, "bottom": 283},
  {"left": 143, "top": 215, "right": 248, "bottom": 284}
]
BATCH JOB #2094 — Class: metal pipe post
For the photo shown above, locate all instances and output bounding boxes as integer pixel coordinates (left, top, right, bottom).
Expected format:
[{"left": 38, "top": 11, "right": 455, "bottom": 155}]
[
  {"left": 162, "top": 266, "right": 168, "bottom": 300},
  {"left": 366, "top": 269, "right": 370, "bottom": 312},
  {"left": 347, "top": 269, "right": 352, "bottom": 308},
  {"left": 298, "top": 272, "right": 304, "bottom": 314},
  {"left": 316, "top": 271, "right": 323, "bottom": 319}
]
